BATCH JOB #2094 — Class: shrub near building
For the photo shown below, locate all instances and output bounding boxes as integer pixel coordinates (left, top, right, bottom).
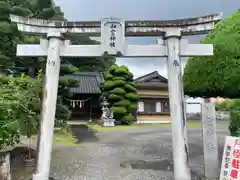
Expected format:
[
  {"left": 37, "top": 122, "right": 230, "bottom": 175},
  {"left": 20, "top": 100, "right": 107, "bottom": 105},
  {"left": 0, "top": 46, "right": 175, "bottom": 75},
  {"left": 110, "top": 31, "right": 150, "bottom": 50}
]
[{"left": 102, "top": 64, "right": 139, "bottom": 124}]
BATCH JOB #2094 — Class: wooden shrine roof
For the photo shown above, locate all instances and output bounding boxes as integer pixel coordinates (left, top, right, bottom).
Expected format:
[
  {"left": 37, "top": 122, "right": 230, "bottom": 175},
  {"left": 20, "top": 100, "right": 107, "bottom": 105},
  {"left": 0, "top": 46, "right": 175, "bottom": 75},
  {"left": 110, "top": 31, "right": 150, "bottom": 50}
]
[{"left": 69, "top": 72, "right": 104, "bottom": 94}]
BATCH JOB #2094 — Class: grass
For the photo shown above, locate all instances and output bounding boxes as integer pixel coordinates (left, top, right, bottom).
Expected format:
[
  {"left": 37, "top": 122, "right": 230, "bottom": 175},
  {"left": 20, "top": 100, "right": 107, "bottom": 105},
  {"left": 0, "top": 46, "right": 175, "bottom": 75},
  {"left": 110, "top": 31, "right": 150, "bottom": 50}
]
[
  {"left": 31, "top": 128, "right": 78, "bottom": 146},
  {"left": 87, "top": 121, "right": 228, "bottom": 132}
]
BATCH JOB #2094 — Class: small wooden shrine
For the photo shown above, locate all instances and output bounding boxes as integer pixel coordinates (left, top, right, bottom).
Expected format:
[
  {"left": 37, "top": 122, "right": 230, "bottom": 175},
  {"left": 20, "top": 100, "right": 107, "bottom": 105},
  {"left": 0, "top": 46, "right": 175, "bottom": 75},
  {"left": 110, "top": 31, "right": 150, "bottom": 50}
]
[{"left": 67, "top": 72, "right": 104, "bottom": 121}]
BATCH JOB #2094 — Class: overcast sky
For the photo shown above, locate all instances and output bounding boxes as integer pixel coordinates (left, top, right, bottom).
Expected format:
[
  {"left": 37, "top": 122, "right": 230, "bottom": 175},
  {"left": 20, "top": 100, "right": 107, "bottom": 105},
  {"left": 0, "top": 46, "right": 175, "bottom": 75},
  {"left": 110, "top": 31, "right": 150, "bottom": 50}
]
[
  {"left": 54, "top": 0, "right": 239, "bottom": 112},
  {"left": 54, "top": 0, "right": 239, "bottom": 78}
]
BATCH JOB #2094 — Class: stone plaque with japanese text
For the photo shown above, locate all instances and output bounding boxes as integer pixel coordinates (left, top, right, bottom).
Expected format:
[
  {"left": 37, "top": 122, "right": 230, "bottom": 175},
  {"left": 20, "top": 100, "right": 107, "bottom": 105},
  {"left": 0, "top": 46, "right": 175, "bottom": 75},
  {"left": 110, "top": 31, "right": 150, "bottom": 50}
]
[
  {"left": 202, "top": 101, "right": 219, "bottom": 179},
  {"left": 101, "top": 18, "right": 125, "bottom": 56}
]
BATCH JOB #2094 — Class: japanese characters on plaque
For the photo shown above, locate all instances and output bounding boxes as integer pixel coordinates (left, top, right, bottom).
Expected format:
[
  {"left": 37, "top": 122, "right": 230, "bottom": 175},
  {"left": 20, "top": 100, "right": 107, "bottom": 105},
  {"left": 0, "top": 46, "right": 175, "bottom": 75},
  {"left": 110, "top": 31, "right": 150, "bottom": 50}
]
[
  {"left": 101, "top": 18, "right": 125, "bottom": 56},
  {"left": 109, "top": 23, "right": 116, "bottom": 48},
  {"left": 220, "top": 136, "right": 240, "bottom": 180}
]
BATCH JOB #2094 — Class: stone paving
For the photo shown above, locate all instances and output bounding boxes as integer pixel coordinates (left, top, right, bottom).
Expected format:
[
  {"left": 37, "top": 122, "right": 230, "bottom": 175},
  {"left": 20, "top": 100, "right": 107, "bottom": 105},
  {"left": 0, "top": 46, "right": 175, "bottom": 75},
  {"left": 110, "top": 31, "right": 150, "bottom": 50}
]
[{"left": 49, "top": 126, "right": 229, "bottom": 180}]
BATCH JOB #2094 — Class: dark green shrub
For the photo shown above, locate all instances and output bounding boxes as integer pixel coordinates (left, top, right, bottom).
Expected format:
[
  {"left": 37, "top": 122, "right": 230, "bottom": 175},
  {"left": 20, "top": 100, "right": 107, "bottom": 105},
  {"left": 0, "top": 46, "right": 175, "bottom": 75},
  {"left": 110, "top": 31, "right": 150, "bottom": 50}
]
[
  {"left": 114, "top": 67, "right": 128, "bottom": 74},
  {"left": 112, "top": 77, "right": 126, "bottom": 81},
  {"left": 103, "top": 81, "right": 115, "bottom": 90},
  {"left": 112, "top": 80, "right": 125, "bottom": 86},
  {"left": 111, "top": 106, "right": 127, "bottom": 115},
  {"left": 111, "top": 87, "right": 125, "bottom": 95},
  {"left": 0, "top": 122, "right": 20, "bottom": 149},
  {"left": 128, "top": 103, "right": 137, "bottom": 110},
  {"left": 55, "top": 104, "right": 71, "bottom": 120},
  {"left": 102, "top": 64, "right": 139, "bottom": 124},
  {"left": 109, "top": 64, "right": 119, "bottom": 74},
  {"left": 124, "top": 84, "right": 137, "bottom": 92},
  {"left": 114, "top": 100, "right": 131, "bottom": 107},
  {"left": 104, "top": 73, "right": 114, "bottom": 81},
  {"left": 121, "top": 114, "right": 135, "bottom": 124},
  {"left": 125, "top": 93, "right": 139, "bottom": 101},
  {"left": 108, "top": 94, "right": 123, "bottom": 101},
  {"left": 229, "top": 110, "right": 240, "bottom": 136}
]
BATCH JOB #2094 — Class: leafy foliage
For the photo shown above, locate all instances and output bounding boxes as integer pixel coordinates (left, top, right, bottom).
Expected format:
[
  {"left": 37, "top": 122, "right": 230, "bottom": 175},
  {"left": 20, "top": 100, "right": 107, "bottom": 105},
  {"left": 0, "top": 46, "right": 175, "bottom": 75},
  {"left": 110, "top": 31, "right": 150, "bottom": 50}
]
[
  {"left": 101, "top": 64, "right": 139, "bottom": 124},
  {"left": 215, "top": 99, "right": 240, "bottom": 136},
  {"left": 0, "top": 72, "right": 43, "bottom": 149},
  {"left": 183, "top": 9, "right": 240, "bottom": 98},
  {"left": 0, "top": 0, "right": 115, "bottom": 149}
]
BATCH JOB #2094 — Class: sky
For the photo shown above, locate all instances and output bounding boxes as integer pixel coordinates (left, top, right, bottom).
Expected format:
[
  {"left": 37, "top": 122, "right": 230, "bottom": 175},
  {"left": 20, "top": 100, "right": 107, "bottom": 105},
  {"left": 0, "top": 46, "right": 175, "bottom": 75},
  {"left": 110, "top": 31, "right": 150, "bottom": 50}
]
[{"left": 54, "top": 0, "right": 240, "bottom": 112}]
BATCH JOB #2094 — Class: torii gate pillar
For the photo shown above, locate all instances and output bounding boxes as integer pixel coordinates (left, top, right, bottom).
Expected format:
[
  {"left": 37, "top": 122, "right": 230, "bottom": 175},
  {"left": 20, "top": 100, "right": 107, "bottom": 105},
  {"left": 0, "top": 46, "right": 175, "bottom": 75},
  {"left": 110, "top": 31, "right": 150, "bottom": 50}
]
[
  {"left": 33, "top": 32, "right": 63, "bottom": 180},
  {"left": 164, "top": 28, "right": 191, "bottom": 179}
]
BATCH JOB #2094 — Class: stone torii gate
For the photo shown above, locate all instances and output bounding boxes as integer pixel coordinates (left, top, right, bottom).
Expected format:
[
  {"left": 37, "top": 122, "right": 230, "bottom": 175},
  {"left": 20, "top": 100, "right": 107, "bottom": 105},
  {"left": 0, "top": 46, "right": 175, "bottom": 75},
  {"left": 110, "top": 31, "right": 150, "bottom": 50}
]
[{"left": 10, "top": 13, "right": 222, "bottom": 180}]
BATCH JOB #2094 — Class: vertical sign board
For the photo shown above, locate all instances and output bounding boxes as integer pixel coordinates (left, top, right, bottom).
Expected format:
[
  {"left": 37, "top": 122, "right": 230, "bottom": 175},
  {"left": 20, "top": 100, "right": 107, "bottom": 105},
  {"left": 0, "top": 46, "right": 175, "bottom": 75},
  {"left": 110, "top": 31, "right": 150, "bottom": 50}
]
[
  {"left": 220, "top": 136, "right": 240, "bottom": 180},
  {"left": 202, "top": 102, "right": 219, "bottom": 178},
  {"left": 101, "top": 18, "right": 125, "bottom": 56}
]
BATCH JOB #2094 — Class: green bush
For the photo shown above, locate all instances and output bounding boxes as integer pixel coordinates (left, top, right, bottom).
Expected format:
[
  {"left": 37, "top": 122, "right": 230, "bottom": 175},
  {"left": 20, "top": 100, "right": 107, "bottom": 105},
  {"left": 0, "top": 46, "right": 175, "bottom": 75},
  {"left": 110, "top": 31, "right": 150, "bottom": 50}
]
[
  {"left": 0, "top": 122, "right": 20, "bottom": 149},
  {"left": 229, "top": 110, "right": 240, "bottom": 136},
  {"left": 114, "top": 67, "right": 128, "bottom": 75},
  {"left": 104, "top": 73, "right": 114, "bottom": 81},
  {"left": 102, "top": 64, "right": 139, "bottom": 124},
  {"left": 111, "top": 106, "right": 127, "bottom": 114},
  {"left": 109, "top": 64, "right": 119, "bottom": 74},
  {"left": 125, "top": 93, "right": 139, "bottom": 101},
  {"left": 114, "top": 100, "right": 131, "bottom": 107},
  {"left": 218, "top": 99, "right": 240, "bottom": 136},
  {"left": 103, "top": 81, "right": 115, "bottom": 90},
  {"left": 112, "top": 77, "right": 126, "bottom": 81},
  {"left": 108, "top": 94, "right": 123, "bottom": 101},
  {"left": 124, "top": 84, "right": 137, "bottom": 92},
  {"left": 111, "top": 87, "right": 125, "bottom": 95},
  {"left": 0, "top": 73, "right": 43, "bottom": 148},
  {"left": 128, "top": 103, "right": 137, "bottom": 110},
  {"left": 121, "top": 114, "right": 135, "bottom": 124},
  {"left": 112, "top": 80, "right": 125, "bottom": 86},
  {"left": 55, "top": 104, "right": 71, "bottom": 120}
]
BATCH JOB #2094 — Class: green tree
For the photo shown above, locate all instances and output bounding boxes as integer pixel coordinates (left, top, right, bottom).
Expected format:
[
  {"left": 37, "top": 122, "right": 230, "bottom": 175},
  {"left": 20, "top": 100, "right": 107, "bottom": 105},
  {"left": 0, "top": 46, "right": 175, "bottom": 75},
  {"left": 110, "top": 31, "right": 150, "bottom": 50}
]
[
  {"left": 0, "top": 0, "right": 32, "bottom": 72},
  {"left": 0, "top": 72, "right": 43, "bottom": 149},
  {"left": 183, "top": 9, "right": 240, "bottom": 98},
  {"left": 183, "top": 9, "right": 240, "bottom": 136},
  {"left": 101, "top": 64, "right": 139, "bottom": 124}
]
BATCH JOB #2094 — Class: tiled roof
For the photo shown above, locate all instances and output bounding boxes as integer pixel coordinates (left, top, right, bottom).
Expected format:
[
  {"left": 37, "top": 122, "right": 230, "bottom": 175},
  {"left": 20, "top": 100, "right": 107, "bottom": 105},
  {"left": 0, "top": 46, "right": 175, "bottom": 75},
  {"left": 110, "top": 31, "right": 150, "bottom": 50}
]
[
  {"left": 69, "top": 72, "right": 103, "bottom": 94},
  {"left": 134, "top": 71, "right": 168, "bottom": 83},
  {"left": 134, "top": 71, "right": 168, "bottom": 89}
]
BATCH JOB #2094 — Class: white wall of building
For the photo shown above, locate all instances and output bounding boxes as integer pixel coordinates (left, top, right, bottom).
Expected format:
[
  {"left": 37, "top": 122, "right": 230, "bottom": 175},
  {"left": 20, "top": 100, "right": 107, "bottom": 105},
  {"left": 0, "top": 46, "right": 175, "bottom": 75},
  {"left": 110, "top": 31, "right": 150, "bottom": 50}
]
[{"left": 185, "top": 97, "right": 204, "bottom": 113}]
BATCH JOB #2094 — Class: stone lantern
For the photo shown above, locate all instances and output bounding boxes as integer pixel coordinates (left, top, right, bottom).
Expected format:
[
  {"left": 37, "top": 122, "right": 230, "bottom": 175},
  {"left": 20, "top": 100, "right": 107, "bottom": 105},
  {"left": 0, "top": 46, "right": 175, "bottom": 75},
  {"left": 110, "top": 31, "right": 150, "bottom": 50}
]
[{"left": 101, "top": 97, "right": 115, "bottom": 127}]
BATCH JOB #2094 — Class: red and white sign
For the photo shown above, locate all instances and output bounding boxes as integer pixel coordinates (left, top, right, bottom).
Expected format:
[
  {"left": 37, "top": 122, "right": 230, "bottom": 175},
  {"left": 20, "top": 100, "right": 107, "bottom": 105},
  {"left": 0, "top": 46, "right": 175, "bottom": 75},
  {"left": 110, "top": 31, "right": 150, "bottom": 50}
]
[{"left": 220, "top": 136, "right": 240, "bottom": 180}]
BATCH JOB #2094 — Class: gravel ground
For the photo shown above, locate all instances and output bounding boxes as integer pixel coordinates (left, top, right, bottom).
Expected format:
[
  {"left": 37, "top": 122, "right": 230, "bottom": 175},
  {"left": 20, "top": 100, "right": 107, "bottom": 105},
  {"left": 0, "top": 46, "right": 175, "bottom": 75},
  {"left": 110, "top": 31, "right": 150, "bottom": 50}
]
[{"left": 48, "top": 125, "right": 229, "bottom": 180}]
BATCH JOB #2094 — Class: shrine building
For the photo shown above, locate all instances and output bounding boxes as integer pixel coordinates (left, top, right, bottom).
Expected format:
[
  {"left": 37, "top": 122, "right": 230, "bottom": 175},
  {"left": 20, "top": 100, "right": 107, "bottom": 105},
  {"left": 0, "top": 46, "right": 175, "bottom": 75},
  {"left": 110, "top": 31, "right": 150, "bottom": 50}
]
[
  {"left": 135, "top": 71, "right": 170, "bottom": 124},
  {"left": 68, "top": 71, "right": 170, "bottom": 123},
  {"left": 68, "top": 72, "right": 104, "bottom": 121}
]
